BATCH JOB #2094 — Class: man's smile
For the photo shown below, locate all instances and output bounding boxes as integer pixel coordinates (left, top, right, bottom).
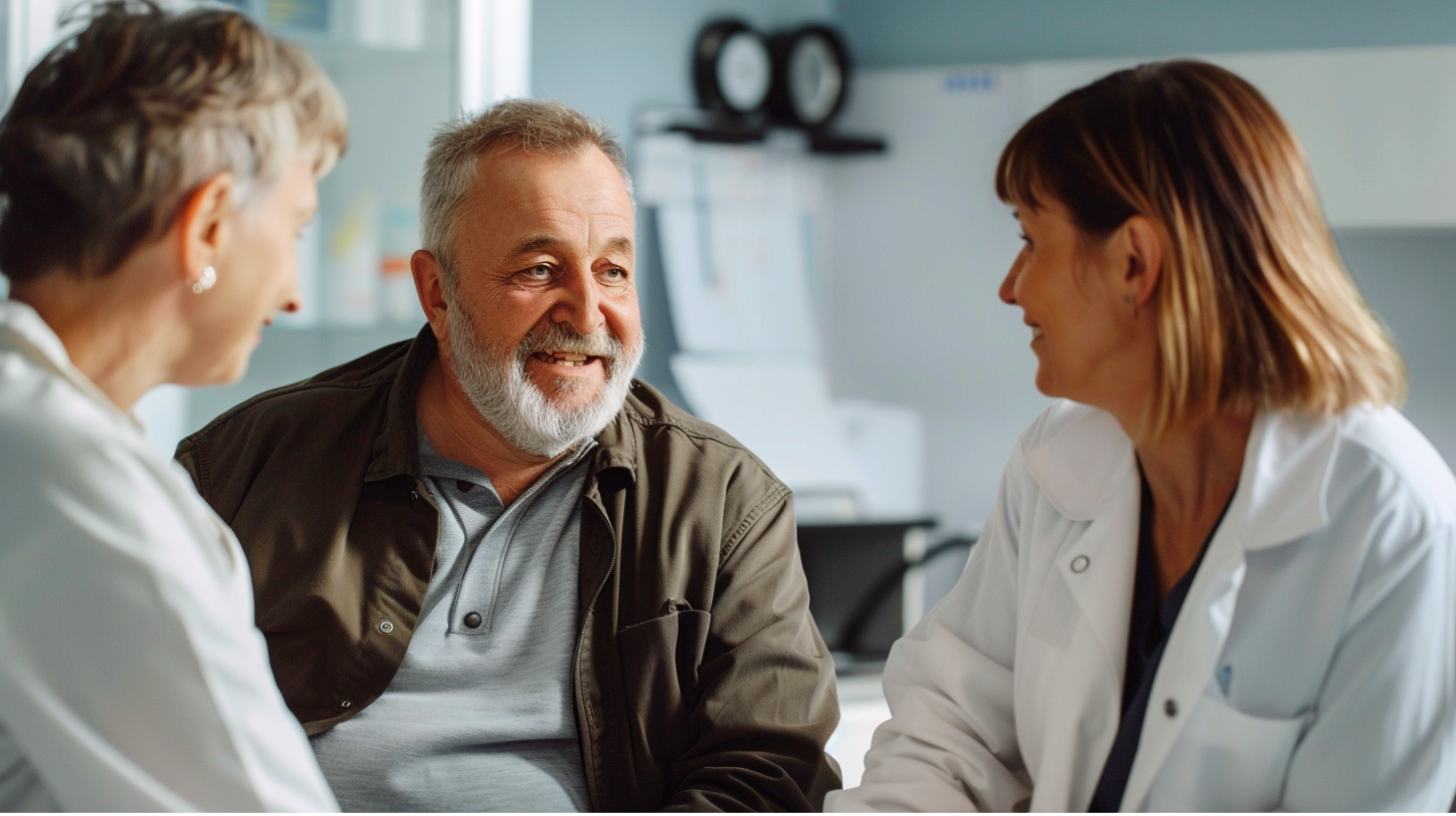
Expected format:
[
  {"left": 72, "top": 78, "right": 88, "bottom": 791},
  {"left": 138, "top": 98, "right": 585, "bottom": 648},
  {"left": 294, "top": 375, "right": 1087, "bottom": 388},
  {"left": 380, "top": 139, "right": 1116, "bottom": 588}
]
[{"left": 531, "top": 350, "right": 599, "bottom": 367}]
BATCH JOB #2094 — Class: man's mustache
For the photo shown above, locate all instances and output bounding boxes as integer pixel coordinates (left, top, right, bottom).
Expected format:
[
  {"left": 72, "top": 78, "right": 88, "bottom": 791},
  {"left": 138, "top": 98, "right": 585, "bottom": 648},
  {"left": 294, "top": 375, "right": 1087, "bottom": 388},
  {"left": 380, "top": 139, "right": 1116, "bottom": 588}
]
[{"left": 515, "top": 324, "right": 624, "bottom": 362}]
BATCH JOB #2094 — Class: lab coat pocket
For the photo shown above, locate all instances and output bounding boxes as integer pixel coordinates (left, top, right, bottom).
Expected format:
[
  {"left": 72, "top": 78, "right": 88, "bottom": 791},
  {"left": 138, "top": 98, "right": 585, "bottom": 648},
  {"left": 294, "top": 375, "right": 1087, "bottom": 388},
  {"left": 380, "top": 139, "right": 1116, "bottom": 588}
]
[
  {"left": 615, "top": 609, "right": 711, "bottom": 783},
  {"left": 1146, "top": 692, "right": 1306, "bottom": 812}
]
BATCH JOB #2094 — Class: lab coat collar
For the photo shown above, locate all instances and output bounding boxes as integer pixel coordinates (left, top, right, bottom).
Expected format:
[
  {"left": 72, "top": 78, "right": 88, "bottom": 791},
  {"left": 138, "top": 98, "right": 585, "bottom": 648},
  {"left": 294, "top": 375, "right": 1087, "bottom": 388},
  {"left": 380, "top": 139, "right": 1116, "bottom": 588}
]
[
  {"left": 0, "top": 298, "right": 142, "bottom": 432},
  {"left": 0, "top": 297, "right": 73, "bottom": 374},
  {"left": 1022, "top": 401, "right": 1338, "bottom": 550},
  {"left": 1021, "top": 403, "right": 1137, "bottom": 522},
  {"left": 1233, "top": 410, "right": 1339, "bottom": 550}
]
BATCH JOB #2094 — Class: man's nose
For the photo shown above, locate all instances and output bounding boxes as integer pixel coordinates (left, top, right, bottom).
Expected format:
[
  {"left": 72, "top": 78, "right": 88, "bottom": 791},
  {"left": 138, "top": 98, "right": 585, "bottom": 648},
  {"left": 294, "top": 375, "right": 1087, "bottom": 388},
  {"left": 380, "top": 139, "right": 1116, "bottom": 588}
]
[{"left": 550, "top": 267, "right": 605, "bottom": 335}]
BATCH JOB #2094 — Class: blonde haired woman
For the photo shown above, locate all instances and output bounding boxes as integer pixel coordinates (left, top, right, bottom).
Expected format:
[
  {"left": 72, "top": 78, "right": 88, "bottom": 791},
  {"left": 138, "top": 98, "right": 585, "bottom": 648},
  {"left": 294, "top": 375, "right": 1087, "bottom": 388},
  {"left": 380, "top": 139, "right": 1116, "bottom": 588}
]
[
  {"left": 830, "top": 60, "right": 1456, "bottom": 811},
  {"left": 0, "top": 2, "right": 346, "bottom": 809}
]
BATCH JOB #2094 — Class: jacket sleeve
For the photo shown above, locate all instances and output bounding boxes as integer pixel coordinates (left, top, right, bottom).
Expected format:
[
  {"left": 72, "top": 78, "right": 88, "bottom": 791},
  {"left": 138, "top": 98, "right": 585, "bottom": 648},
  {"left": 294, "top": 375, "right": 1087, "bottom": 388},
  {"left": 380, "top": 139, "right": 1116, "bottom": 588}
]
[
  {"left": 0, "top": 435, "right": 338, "bottom": 812},
  {"left": 1279, "top": 507, "right": 1456, "bottom": 810},
  {"left": 828, "top": 451, "right": 1032, "bottom": 812},
  {"left": 661, "top": 489, "right": 842, "bottom": 812}
]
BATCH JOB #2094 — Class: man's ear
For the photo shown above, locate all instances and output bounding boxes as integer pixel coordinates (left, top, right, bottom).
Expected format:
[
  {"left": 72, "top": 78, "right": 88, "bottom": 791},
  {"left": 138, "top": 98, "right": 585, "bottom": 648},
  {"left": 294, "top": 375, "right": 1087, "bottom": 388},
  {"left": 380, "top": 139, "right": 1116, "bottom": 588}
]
[
  {"left": 411, "top": 249, "right": 450, "bottom": 342},
  {"left": 177, "top": 172, "right": 235, "bottom": 285},
  {"left": 1122, "top": 214, "right": 1163, "bottom": 312}
]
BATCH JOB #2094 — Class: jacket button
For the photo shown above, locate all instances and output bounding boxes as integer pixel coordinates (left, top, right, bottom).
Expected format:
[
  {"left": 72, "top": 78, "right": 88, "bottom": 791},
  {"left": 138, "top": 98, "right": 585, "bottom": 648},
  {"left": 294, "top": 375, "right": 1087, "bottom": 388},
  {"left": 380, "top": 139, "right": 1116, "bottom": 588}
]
[
  {"left": 1164, "top": 698, "right": 1178, "bottom": 717},
  {"left": 1071, "top": 555, "right": 1090, "bottom": 573},
  {"left": 340, "top": 700, "right": 352, "bottom": 708},
  {"left": 463, "top": 611, "right": 483, "bottom": 628},
  {"left": 378, "top": 620, "right": 394, "bottom": 634}
]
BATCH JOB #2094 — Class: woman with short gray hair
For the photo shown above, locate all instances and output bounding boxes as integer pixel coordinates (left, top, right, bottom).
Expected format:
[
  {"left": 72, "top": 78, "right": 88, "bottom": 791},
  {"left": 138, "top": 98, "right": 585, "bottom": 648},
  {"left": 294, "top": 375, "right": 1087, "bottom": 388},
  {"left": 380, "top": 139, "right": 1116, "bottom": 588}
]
[{"left": 0, "top": 1, "right": 345, "bottom": 809}]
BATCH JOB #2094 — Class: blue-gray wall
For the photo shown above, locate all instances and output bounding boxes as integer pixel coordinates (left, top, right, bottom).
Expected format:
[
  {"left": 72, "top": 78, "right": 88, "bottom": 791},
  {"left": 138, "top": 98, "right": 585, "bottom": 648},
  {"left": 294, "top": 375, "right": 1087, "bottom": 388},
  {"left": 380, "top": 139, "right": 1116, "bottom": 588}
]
[{"left": 835, "top": 0, "right": 1456, "bottom": 67}]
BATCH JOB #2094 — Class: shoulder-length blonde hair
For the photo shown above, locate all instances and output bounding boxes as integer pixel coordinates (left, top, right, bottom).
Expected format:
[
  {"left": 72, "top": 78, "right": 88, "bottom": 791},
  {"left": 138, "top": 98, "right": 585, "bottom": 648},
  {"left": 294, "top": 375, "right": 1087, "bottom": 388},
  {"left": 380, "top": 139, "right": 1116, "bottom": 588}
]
[{"left": 996, "top": 59, "right": 1405, "bottom": 435}]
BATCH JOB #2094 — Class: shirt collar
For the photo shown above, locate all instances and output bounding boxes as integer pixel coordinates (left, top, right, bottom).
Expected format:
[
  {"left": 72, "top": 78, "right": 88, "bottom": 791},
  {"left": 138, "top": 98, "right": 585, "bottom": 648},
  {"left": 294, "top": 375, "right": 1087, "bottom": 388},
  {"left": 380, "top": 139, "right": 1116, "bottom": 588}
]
[
  {"left": 0, "top": 298, "right": 143, "bottom": 433},
  {"left": 1022, "top": 400, "right": 1339, "bottom": 550},
  {"left": 416, "top": 416, "right": 598, "bottom": 483}
]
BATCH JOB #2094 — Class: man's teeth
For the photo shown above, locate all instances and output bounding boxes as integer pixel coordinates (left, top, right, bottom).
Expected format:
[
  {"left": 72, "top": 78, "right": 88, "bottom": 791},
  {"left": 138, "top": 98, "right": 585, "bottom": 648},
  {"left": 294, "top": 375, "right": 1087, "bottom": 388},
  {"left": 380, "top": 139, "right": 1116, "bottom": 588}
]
[{"left": 535, "top": 351, "right": 593, "bottom": 367}]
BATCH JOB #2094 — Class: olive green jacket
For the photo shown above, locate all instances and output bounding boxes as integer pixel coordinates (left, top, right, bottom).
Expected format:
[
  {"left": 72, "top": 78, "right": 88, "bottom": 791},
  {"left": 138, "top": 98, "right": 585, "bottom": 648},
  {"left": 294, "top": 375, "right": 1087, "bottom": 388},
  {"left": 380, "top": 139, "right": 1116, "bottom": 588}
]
[{"left": 175, "top": 327, "right": 841, "bottom": 812}]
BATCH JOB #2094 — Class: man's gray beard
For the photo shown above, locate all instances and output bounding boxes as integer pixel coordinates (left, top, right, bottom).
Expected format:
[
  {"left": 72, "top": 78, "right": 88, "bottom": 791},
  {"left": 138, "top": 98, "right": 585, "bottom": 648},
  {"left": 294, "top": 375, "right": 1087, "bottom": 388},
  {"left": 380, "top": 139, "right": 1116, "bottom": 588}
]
[{"left": 443, "top": 304, "right": 643, "bottom": 458}]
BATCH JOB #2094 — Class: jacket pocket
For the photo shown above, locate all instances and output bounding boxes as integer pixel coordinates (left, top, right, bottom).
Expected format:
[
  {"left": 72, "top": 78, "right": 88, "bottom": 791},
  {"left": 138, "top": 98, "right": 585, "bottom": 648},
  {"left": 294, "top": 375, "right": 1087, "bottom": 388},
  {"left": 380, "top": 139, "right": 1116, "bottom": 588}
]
[
  {"left": 1146, "top": 692, "right": 1308, "bottom": 811},
  {"left": 615, "top": 609, "right": 711, "bottom": 782}
]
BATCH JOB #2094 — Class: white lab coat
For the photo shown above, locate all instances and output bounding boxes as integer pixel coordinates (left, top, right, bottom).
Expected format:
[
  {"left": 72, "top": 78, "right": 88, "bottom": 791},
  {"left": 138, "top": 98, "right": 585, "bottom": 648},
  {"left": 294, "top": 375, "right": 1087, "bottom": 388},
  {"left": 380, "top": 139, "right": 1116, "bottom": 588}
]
[
  {"left": 829, "top": 400, "right": 1456, "bottom": 812},
  {"left": 0, "top": 300, "right": 338, "bottom": 811}
]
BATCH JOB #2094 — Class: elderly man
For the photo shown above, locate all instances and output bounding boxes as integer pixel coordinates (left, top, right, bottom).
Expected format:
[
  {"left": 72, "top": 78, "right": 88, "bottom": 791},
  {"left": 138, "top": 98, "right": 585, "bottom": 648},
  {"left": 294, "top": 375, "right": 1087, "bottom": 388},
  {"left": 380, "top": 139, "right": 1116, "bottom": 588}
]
[{"left": 175, "top": 99, "right": 840, "bottom": 812}]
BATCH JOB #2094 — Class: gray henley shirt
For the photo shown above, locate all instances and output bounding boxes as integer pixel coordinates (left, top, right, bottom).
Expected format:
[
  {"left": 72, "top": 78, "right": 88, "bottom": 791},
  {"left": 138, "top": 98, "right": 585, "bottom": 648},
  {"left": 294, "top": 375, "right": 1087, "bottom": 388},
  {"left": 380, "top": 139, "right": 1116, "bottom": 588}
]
[{"left": 310, "top": 426, "right": 593, "bottom": 812}]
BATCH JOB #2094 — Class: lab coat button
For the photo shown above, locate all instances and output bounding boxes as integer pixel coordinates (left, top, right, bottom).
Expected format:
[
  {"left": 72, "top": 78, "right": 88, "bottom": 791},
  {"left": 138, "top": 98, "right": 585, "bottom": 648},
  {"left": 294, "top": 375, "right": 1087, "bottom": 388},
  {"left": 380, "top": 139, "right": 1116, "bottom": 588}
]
[
  {"left": 1164, "top": 698, "right": 1178, "bottom": 717},
  {"left": 378, "top": 620, "right": 394, "bottom": 634},
  {"left": 1071, "top": 555, "right": 1090, "bottom": 573},
  {"left": 464, "top": 611, "right": 483, "bottom": 628}
]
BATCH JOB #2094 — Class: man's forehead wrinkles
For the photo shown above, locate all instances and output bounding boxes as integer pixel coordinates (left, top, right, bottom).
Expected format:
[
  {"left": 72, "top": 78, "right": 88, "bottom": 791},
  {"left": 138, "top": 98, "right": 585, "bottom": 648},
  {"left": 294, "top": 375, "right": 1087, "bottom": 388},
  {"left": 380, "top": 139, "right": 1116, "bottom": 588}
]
[{"left": 504, "top": 232, "right": 634, "bottom": 258}]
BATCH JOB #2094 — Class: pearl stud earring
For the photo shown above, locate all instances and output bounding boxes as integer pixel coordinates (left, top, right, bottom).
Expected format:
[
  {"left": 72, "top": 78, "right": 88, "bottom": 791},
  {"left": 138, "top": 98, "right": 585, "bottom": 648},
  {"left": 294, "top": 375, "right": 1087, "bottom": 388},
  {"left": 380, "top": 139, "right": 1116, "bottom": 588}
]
[{"left": 191, "top": 265, "right": 217, "bottom": 294}]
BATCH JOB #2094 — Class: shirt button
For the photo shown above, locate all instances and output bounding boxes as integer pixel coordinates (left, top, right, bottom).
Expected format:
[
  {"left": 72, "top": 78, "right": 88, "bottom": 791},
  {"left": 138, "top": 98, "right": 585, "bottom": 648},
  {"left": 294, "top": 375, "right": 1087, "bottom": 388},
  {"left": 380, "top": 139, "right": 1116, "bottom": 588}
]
[
  {"left": 378, "top": 620, "right": 394, "bottom": 634},
  {"left": 463, "top": 611, "right": 483, "bottom": 628},
  {"left": 340, "top": 700, "right": 352, "bottom": 708},
  {"left": 1164, "top": 698, "right": 1178, "bottom": 718},
  {"left": 1071, "top": 555, "right": 1090, "bottom": 573}
]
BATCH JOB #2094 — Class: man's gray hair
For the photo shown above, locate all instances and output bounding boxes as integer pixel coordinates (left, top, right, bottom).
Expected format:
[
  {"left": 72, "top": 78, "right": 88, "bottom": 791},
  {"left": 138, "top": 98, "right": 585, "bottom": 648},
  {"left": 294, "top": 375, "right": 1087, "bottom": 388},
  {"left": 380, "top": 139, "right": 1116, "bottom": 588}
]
[{"left": 420, "top": 99, "right": 632, "bottom": 286}]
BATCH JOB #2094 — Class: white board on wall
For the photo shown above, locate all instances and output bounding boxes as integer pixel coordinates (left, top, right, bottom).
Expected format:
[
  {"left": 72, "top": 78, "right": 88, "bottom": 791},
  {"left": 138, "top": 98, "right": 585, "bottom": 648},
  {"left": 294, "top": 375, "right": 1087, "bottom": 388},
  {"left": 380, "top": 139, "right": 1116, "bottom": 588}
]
[{"left": 826, "top": 66, "right": 1051, "bottom": 534}]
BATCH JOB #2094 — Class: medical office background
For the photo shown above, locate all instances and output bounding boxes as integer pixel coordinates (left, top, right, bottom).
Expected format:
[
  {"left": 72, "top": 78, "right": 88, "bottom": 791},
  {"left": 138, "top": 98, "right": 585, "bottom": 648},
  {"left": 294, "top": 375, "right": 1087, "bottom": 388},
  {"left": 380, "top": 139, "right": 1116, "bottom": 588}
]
[{"left": 5, "top": 0, "right": 1456, "bottom": 783}]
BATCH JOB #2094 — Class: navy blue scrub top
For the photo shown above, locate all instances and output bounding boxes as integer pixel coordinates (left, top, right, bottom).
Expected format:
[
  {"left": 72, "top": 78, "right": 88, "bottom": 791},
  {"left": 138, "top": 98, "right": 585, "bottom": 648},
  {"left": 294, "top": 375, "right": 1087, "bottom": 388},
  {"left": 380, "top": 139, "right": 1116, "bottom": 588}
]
[{"left": 1088, "top": 476, "right": 1233, "bottom": 812}]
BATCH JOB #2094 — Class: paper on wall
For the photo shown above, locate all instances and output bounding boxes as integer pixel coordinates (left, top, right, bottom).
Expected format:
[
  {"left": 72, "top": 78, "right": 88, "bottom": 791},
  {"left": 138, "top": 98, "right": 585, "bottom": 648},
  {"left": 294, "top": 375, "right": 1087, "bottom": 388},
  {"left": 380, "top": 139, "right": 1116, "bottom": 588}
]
[{"left": 651, "top": 137, "right": 821, "bottom": 359}]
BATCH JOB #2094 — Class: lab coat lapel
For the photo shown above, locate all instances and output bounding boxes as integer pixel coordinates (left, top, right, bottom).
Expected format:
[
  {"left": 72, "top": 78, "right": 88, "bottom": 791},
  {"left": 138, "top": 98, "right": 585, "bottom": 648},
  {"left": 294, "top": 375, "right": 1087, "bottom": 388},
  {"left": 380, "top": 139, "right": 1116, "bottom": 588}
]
[
  {"left": 1044, "top": 474, "right": 1140, "bottom": 809},
  {"left": 1023, "top": 406, "right": 1141, "bottom": 676},
  {"left": 1119, "top": 411, "right": 1338, "bottom": 811},
  {"left": 1022, "top": 405, "right": 1140, "bottom": 809}
]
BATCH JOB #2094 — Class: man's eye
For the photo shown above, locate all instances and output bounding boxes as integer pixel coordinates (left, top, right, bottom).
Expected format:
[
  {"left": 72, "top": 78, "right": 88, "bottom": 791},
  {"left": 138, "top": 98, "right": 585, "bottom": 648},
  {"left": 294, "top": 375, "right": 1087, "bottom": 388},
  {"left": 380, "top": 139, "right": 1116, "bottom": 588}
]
[
  {"left": 524, "top": 264, "right": 552, "bottom": 279},
  {"left": 602, "top": 267, "right": 626, "bottom": 281}
]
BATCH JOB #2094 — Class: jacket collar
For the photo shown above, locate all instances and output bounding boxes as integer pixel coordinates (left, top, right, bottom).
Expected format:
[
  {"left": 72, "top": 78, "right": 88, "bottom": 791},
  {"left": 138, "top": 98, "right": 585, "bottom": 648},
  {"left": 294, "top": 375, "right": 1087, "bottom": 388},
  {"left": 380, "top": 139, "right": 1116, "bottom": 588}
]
[
  {"left": 0, "top": 298, "right": 141, "bottom": 432},
  {"left": 589, "top": 396, "right": 640, "bottom": 483},
  {"left": 1022, "top": 400, "right": 1339, "bottom": 550},
  {"left": 367, "top": 324, "right": 639, "bottom": 487},
  {"left": 365, "top": 324, "right": 438, "bottom": 483}
]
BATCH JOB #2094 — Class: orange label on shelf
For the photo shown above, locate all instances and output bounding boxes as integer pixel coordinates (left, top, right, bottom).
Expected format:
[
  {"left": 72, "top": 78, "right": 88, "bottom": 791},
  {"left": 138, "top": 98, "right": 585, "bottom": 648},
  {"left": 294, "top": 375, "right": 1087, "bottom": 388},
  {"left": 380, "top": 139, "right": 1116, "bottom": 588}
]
[{"left": 380, "top": 256, "right": 411, "bottom": 276}]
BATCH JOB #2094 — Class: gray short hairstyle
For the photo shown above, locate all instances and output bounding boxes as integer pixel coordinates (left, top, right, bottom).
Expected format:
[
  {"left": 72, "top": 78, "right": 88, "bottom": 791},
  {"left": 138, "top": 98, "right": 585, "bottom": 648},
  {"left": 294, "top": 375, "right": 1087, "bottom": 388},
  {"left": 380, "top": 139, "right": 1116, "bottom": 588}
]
[
  {"left": 0, "top": 0, "right": 347, "bottom": 284},
  {"left": 420, "top": 99, "right": 632, "bottom": 286}
]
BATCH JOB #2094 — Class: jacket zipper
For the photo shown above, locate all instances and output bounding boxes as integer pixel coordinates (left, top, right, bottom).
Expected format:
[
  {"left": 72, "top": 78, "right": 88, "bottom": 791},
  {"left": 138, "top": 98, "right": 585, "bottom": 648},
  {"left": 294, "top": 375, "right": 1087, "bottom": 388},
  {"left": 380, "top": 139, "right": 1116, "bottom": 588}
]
[{"left": 571, "top": 496, "right": 617, "bottom": 810}]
